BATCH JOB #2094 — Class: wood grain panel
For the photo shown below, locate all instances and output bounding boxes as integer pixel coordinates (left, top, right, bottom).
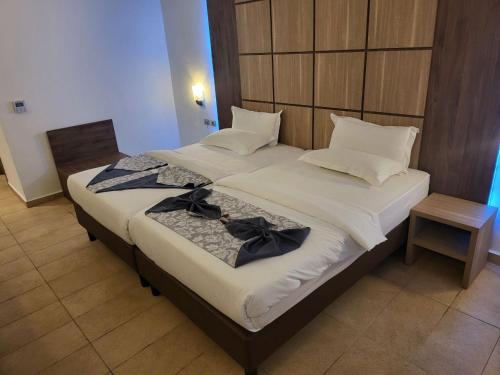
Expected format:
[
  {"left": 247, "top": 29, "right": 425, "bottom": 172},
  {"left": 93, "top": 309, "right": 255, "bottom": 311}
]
[
  {"left": 239, "top": 55, "right": 273, "bottom": 101},
  {"left": 275, "top": 105, "right": 313, "bottom": 149},
  {"left": 315, "top": 0, "right": 368, "bottom": 50},
  {"left": 208, "top": 0, "right": 241, "bottom": 129},
  {"left": 242, "top": 100, "right": 274, "bottom": 113},
  {"left": 368, "top": 0, "right": 438, "bottom": 48},
  {"left": 236, "top": 0, "right": 271, "bottom": 53},
  {"left": 313, "top": 109, "right": 361, "bottom": 149},
  {"left": 365, "top": 50, "right": 431, "bottom": 116},
  {"left": 420, "top": 0, "right": 500, "bottom": 203},
  {"left": 363, "top": 113, "right": 423, "bottom": 168},
  {"left": 274, "top": 54, "right": 313, "bottom": 105},
  {"left": 315, "top": 52, "right": 364, "bottom": 110},
  {"left": 272, "top": 0, "right": 314, "bottom": 52}
]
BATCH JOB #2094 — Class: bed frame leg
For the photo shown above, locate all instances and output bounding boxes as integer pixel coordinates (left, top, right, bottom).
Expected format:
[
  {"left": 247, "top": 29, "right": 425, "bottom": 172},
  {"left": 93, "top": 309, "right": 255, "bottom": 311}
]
[
  {"left": 150, "top": 286, "right": 161, "bottom": 296},
  {"left": 245, "top": 368, "right": 258, "bottom": 375},
  {"left": 87, "top": 231, "right": 97, "bottom": 242},
  {"left": 139, "top": 275, "right": 150, "bottom": 288}
]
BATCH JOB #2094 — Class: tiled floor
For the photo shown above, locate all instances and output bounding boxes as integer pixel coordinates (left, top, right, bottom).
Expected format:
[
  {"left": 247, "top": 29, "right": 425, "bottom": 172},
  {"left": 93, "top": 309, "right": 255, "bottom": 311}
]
[{"left": 0, "top": 174, "right": 499, "bottom": 375}]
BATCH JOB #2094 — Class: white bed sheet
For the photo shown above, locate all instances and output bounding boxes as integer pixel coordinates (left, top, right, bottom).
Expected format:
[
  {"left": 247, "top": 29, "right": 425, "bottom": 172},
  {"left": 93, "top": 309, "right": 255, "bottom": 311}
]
[
  {"left": 67, "top": 144, "right": 304, "bottom": 244},
  {"left": 129, "top": 165, "right": 429, "bottom": 331}
]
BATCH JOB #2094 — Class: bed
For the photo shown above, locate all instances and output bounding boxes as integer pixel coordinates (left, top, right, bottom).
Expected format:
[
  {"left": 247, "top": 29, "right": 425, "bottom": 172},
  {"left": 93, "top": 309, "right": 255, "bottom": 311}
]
[
  {"left": 67, "top": 143, "right": 304, "bottom": 269},
  {"left": 130, "top": 160, "right": 429, "bottom": 373}
]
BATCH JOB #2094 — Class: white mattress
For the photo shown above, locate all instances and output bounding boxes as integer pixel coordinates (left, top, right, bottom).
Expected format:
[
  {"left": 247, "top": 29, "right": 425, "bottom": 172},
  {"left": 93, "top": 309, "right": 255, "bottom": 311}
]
[
  {"left": 67, "top": 144, "right": 304, "bottom": 244},
  {"left": 129, "top": 166, "right": 429, "bottom": 331}
]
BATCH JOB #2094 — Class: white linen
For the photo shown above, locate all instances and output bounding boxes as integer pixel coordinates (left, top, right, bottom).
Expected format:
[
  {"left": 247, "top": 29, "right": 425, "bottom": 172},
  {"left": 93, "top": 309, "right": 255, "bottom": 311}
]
[
  {"left": 329, "top": 114, "right": 419, "bottom": 171},
  {"left": 129, "top": 166, "right": 429, "bottom": 331},
  {"left": 232, "top": 106, "right": 282, "bottom": 146},
  {"left": 299, "top": 148, "right": 404, "bottom": 186},
  {"left": 68, "top": 144, "right": 304, "bottom": 243},
  {"left": 200, "top": 128, "right": 273, "bottom": 155}
]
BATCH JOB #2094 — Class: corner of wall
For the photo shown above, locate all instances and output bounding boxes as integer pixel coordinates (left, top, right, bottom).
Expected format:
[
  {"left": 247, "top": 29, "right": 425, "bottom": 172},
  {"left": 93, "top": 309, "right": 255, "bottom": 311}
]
[{"left": 0, "top": 120, "right": 27, "bottom": 201}]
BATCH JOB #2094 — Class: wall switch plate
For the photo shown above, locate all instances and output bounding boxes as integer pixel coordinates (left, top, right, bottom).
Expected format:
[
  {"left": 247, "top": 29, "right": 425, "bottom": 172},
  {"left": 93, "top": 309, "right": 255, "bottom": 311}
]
[
  {"left": 210, "top": 120, "right": 217, "bottom": 127},
  {"left": 204, "top": 119, "right": 217, "bottom": 127},
  {"left": 203, "top": 119, "right": 211, "bottom": 126},
  {"left": 12, "top": 100, "right": 26, "bottom": 113}
]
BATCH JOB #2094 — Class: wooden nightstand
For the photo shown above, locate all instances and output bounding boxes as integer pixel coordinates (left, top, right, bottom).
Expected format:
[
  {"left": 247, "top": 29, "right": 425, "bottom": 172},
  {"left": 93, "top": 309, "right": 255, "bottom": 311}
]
[{"left": 406, "top": 193, "right": 497, "bottom": 288}]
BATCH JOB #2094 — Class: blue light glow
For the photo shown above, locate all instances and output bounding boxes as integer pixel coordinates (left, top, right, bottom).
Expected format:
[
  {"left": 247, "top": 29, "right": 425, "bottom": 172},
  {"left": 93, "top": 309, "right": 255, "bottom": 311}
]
[{"left": 488, "top": 145, "right": 500, "bottom": 207}]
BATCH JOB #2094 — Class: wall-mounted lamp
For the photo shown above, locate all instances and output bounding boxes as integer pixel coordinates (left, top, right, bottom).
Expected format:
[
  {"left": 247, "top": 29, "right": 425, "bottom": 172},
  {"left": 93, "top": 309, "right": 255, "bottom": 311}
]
[{"left": 192, "top": 84, "right": 205, "bottom": 106}]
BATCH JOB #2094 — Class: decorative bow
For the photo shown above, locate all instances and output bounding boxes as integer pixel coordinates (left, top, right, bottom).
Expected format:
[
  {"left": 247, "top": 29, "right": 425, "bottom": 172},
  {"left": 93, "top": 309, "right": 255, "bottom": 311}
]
[
  {"left": 146, "top": 188, "right": 222, "bottom": 219},
  {"left": 224, "top": 217, "right": 311, "bottom": 267}
]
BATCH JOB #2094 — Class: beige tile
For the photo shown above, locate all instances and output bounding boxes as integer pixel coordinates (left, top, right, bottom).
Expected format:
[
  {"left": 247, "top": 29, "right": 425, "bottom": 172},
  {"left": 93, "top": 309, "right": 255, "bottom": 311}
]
[
  {"left": 0, "top": 204, "right": 67, "bottom": 225},
  {"left": 412, "top": 308, "right": 499, "bottom": 375},
  {"left": 325, "top": 275, "right": 400, "bottom": 332},
  {"left": 0, "top": 197, "right": 26, "bottom": 216},
  {"left": 0, "top": 234, "right": 17, "bottom": 250},
  {"left": 364, "top": 290, "right": 447, "bottom": 359},
  {"left": 38, "top": 243, "right": 112, "bottom": 282},
  {"left": 76, "top": 286, "right": 159, "bottom": 341},
  {"left": 0, "top": 222, "right": 8, "bottom": 236},
  {"left": 0, "top": 322, "right": 87, "bottom": 375},
  {"left": 94, "top": 299, "right": 186, "bottom": 368},
  {"left": 263, "top": 313, "right": 358, "bottom": 375},
  {"left": 0, "top": 270, "right": 45, "bottom": 303},
  {"left": 0, "top": 256, "right": 35, "bottom": 282},
  {"left": 0, "top": 301, "right": 71, "bottom": 356},
  {"left": 38, "top": 345, "right": 108, "bottom": 375},
  {"left": 371, "top": 250, "right": 428, "bottom": 288},
  {"left": 11, "top": 213, "right": 78, "bottom": 243},
  {"left": 483, "top": 339, "right": 500, "bottom": 375},
  {"left": 452, "top": 263, "right": 500, "bottom": 328},
  {"left": 0, "top": 284, "right": 57, "bottom": 327},
  {"left": 5, "top": 208, "right": 71, "bottom": 234},
  {"left": 178, "top": 346, "right": 241, "bottom": 375},
  {"left": 62, "top": 268, "right": 138, "bottom": 318},
  {"left": 0, "top": 244, "right": 24, "bottom": 266},
  {"left": 49, "top": 256, "right": 128, "bottom": 298},
  {"left": 114, "top": 321, "right": 212, "bottom": 375},
  {"left": 20, "top": 223, "right": 86, "bottom": 253},
  {"left": 406, "top": 252, "right": 463, "bottom": 305},
  {"left": 326, "top": 336, "right": 426, "bottom": 375},
  {"left": 28, "top": 233, "right": 95, "bottom": 267}
]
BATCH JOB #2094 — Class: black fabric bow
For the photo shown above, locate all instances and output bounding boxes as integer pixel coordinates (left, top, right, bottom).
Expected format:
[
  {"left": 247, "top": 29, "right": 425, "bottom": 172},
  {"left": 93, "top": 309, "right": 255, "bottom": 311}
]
[
  {"left": 87, "top": 160, "right": 168, "bottom": 187},
  {"left": 225, "top": 217, "right": 311, "bottom": 267},
  {"left": 94, "top": 173, "right": 201, "bottom": 193},
  {"left": 146, "top": 188, "right": 222, "bottom": 219}
]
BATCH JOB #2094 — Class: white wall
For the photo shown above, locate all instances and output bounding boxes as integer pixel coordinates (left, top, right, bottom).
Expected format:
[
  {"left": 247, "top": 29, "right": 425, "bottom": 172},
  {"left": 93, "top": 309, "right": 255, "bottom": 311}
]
[
  {"left": 161, "top": 0, "right": 219, "bottom": 146},
  {"left": 0, "top": 0, "right": 180, "bottom": 202}
]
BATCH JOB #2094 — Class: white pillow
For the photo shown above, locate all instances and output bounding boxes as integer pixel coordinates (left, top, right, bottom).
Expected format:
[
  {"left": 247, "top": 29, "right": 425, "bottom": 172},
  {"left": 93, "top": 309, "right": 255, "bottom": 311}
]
[
  {"left": 200, "top": 128, "right": 273, "bottom": 156},
  {"left": 329, "top": 114, "right": 419, "bottom": 170},
  {"left": 299, "top": 148, "right": 403, "bottom": 186},
  {"left": 232, "top": 106, "right": 282, "bottom": 146}
]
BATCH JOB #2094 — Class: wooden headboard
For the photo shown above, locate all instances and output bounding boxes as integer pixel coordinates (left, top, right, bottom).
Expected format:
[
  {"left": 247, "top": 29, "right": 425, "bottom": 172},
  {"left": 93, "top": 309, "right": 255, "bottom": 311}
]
[{"left": 231, "top": 0, "right": 437, "bottom": 168}]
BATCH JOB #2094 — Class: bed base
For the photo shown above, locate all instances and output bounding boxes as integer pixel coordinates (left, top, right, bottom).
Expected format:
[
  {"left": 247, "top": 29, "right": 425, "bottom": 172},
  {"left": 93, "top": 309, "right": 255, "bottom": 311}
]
[
  {"left": 74, "top": 204, "right": 137, "bottom": 270},
  {"left": 136, "top": 220, "right": 408, "bottom": 375}
]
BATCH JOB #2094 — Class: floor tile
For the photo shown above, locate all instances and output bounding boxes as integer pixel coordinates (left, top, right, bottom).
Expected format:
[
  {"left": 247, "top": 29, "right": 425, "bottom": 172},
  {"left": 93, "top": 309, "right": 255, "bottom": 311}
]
[
  {"left": 11, "top": 213, "right": 78, "bottom": 243},
  {"left": 93, "top": 299, "right": 186, "bottom": 368},
  {"left": 0, "top": 222, "right": 8, "bottom": 236},
  {"left": 177, "top": 346, "right": 242, "bottom": 375},
  {"left": 28, "top": 233, "right": 94, "bottom": 267},
  {"left": 61, "top": 268, "right": 138, "bottom": 318},
  {"left": 406, "top": 252, "right": 464, "bottom": 305},
  {"left": 76, "top": 286, "right": 159, "bottom": 341},
  {"left": 0, "top": 234, "right": 17, "bottom": 251},
  {"left": 412, "top": 308, "right": 500, "bottom": 375},
  {"left": 0, "top": 284, "right": 57, "bottom": 327},
  {"left": 326, "top": 336, "right": 426, "bottom": 375},
  {"left": 20, "top": 223, "right": 86, "bottom": 253},
  {"left": 0, "top": 256, "right": 35, "bottom": 282},
  {"left": 325, "top": 274, "right": 400, "bottom": 332},
  {"left": 113, "top": 321, "right": 212, "bottom": 375},
  {"left": 0, "top": 197, "right": 26, "bottom": 216},
  {"left": 0, "top": 205, "right": 67, "bottom": 225},
  {"left": 38, "top": 345, "right": 108, "bottom": 375},
  {"left": 0, "top": 270, "right": 45, "bottom": 303},
  {"left": 371, "top": 250, "right": 428, "bottom": 288},
  {"left": 48, "top": 256, "right": 128, "bottom": 298},
  {"left": 0, "top": 322, "right": 87, "bottom": 375},
  {"left": 262, "top": 313, "right": 359, "bottom": 375},
  {"left": 38, "top": 242, "right": 112, "bottom": 282},
  {"left": 483, "top": 339, "right": 500, "bottom": 375},
  {"left": 452, "top": 263, "right": 500, "bottom": 328},
  {"left": 0, "top": 301, "right": 71, "bottom": 357},
  {"left": 364, "top": 290, "right": 447, "bottom": 359},
  {"left": 0, "top": 244, "right": 25, "bottom": 266},
  {"left": 6, "top": 209, "right": 74, "bottom": 234}
]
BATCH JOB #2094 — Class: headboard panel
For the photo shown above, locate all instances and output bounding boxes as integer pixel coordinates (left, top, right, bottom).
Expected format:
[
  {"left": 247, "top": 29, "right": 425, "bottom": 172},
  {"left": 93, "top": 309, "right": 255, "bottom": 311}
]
[{"left": 234, "top": 0, "right": 438, "bottom": 168}]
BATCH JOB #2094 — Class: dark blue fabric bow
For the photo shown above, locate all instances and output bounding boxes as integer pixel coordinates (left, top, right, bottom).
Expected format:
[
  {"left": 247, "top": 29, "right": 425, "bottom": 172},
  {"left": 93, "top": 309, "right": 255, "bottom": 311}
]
[
  {"left": 146, "top": 188, "right": 222, "bottom": 219},
  {"left": 87, "top": 160, "right": 168, "bottom": 187},
  {"left": 225, "top": 217, "right": 311, "bottom": 267}
]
